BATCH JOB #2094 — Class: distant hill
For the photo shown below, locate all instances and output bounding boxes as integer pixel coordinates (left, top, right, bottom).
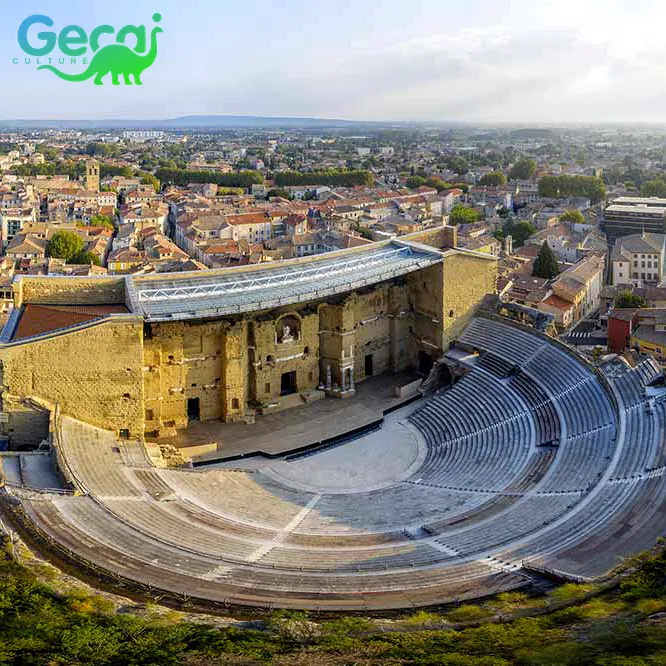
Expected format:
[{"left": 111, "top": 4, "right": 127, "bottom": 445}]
[{"left": 0, "top": 115, "right": 414, "bottom": 130}]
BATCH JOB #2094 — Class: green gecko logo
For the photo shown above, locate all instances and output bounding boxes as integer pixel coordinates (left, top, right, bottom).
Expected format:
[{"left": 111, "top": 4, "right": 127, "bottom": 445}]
[{"left": 16, "top": 13, "right": 163, "bottom": 85}]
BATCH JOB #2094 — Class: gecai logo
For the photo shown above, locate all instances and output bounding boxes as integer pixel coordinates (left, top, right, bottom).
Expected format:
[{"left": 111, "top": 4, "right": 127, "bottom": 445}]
[{"left": 15, "top": 13, "right": 163, "bottom": 85}]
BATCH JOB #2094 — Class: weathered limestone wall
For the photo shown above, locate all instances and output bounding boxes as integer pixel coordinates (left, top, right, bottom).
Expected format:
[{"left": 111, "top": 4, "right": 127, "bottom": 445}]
[
  {"left": 15, "top": 277, "right": 126, "bottom": 307},
  {"left": 318, "top": 304, "right": 347, "bottom": 388},
  {"left": 350, "top": 285, "right": 411, "bottom": 381},
  {"left": 442, "top": 252, "right": 498, "bottom": 346},
  {"left": 0, "top": 395, "right": 50, "bottom": 449},
  {"left": 1, "top": 317, "right": 144, "bottom": 439},
  {"left": 143, "top": 321, "right": 228, "bottom": 433},
  {"left": 221, "top": 321, "right": 249, "bottom": 422},
  {"left": 251, "top": 311, "right": 320, "bottom": 406},
  {"left": 407, "top": 263, "right": 446, "bottom": 364},
  {"left": 403, "top": 225, "right": 457, "bottom": 250}
]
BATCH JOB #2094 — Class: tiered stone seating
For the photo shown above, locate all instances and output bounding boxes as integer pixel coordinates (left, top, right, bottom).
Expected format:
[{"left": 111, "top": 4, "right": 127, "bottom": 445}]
[
  {"left": 24, "top": 496, "right": 529, "bottom": 610},
  {"left": 159, "top": 468, "right": 313, "bottom": 529},
  {"left": 635, "top": 357, "right": 663, "bottom": 386},
  {"left": 611, "top": 407, "right": 660, "bottom": 479},
  {"left": 409, "top": 368, "right": 533, "bottom": 491},
  {"left": 613, "top": 368, "right": 648, "bottom": 408},
  {"left": 291, "top": 483, "right": 481, "bottom": 534},
  {"left": 649, "top": 402, "right": 666, "bottom": 469},
  {"left": 14, "top": 318, "right": 666, "bottom": 610},
  {"left": 537, "top": 427, "right": 615, "bottom": 493},
  {"left": 58, "top": 418, "right": 142, "bottom": 498},
  {"left": 476, "top": 352, "right": 516, "bottom": 378},
  {"left": 504, "top": 448, "right": 557, "bottom": 493},
  {"left": 523, "top": 347, "right": 615, "bottom": 438},
  {"left": 104, "top": 498, "right": 263, "bottom": 562},
  {"left": 459, "top": 318, "right": 545, "bottom": 363},
  {"left": 437, "top": 495, "right": 575, "bottom": 555},
  {"left": 258, "top": 541, "right": 445, "bottom": 572},
  {"left": 509, "top": 373, "right": 560, "bottom": 444}
]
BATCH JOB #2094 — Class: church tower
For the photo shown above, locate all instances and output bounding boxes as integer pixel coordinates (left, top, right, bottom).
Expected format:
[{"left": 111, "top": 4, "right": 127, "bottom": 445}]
[{"left": 86, "top": 159, "right": 100, "bottom": 192}]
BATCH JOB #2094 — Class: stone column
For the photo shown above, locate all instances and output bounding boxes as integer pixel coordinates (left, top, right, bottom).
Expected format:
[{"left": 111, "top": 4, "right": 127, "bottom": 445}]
[{"left": 349, "top": 368, "right": 355, "bottom": 390}]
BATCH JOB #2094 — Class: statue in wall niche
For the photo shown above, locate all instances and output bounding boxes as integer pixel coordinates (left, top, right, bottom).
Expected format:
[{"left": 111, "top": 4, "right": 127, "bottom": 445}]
[{"left": 281, "top": 324, "right": 294, "bottom": 343}]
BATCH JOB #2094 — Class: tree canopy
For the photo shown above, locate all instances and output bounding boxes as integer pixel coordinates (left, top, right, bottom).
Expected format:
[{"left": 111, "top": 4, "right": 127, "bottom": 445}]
[
  {"left": 532, "top": 241, "right": 560, "bottom": 279},
  {"left": 478, "top": 171, "right": 507, "bottom": 187},
  {"left": 615, "top": 291, "right": 648, "bottom": 309},
  {"left": 156, "top": 168, "right": 264, "bottom": 189},
  {"left": 85, "top": 142, "right": 121, "bottom": 158},
  {"left": 444, "top": 155, "right": 469, "bottom": 175},
  {"left": 425, "top": 177, "right": 469, "bottom": 193},
  {"left": 449, "top": 205, "right": 483, "bottom": 226},
  {"left": 47, "top": 230, "right": 84, "bottom": 262},
  {"left": 266, "top": 188, "right": 292, "bottom": 200},
  {"left": 538, "top": 175, "right": 606, "bottom": 203},
  {"left": 405, "top": 175, "right": 427, "bottom": 189},
  {"left": 641, "top": 178, "right": 666, "bottom": 198},
  {"left": 509, "top": 158, "right": 537, "bottom": 181},
  {"left": 273, "top": 169, "right": 374, "bottom": 188},
  {"left": 504, "top": 220, "right": 536, "bottom": 247},
  {"left": 71, "top": 250, "right": 101, "bottom": 266},
  {"left": 559, "top": 209, "right": 585, "bottom": 226},
  {"left": 139, "top": 172, "right": 161, "bottom": 192},
  {"left": 4, "top": 542, "right": 666, "bottom": 665},
  {"left": 88, "top": 214, "right": 115, "bottom": 231}
]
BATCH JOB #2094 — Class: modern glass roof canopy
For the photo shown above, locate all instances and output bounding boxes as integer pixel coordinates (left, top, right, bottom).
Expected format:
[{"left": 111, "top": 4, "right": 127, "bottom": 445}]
[{"left": 128, "top": 241, "right": 443, "bottom": 322}]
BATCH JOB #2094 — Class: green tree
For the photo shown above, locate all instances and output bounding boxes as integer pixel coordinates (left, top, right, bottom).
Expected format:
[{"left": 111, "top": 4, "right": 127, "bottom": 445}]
[
  {"left": 266, "top": 188, "right": 292, "bottom": 199},
  {"left": 89, "top": 214, "right": 115, "bottom": 231},
  {"left": 406, "top": 175, "right": 427, "bottom": 189},
  {"left": 425, "top": 177, "right": 450, "bottom": 191},
  {"left": 273, "top": 169, "right": 374, "bottom": 188},
  {"left": 446, "top": 155, "right": 469, "bottom": 175},
  {"left": 36, "top": 144, "right": 60, "bottom": 161},
  {"left": 538, "top": 175, "right": 606, "bottom": 203},
  {"left": 70, "top": 251, "right": 101, "bottom": 266},
  {"left": 101, "top": 164, "right": 134, "bottom": 179},
  {"left": 449, "top": 205, "right": 482, "bottom": 226},
  {"left": 532, "top": 242, "right": 560, "bottom": 279},
  {"left": 85, "top": 142, "right": 120, "bottom": 158},
  {"left": 559, "top": 209, "right": 585, "bottom": 226},
  {"left": 156, "top": 168, "right": 265, "bottom": 189},
  {"left": 615, "top": 291, "right": 647, "bottom": 309},
  {"left": 479, "top": 171, "right": 507, "bottom": 187},
  {"left": 139, "top": 172, "right": 160, "bottom": 192},
  {"left": 505, "top": 220, "right": 536, "bottom": 247},
  {"left": 509, "top": 158, "right": 537, "bottom": 181},
  {"left": 641, "top": 178, "right": 666, "bottom": 198},
  {"left": 47, "top": 230, "right": 84, "bottom": 262}
]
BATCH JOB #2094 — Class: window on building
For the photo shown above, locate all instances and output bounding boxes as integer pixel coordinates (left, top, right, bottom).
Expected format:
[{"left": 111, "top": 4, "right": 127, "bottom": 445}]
[
  {"left": 231, "top": 398, "right": 240, "bottom": 410},
  {"left": 265, "top": 382, "right": 271, "bottom": 394}
]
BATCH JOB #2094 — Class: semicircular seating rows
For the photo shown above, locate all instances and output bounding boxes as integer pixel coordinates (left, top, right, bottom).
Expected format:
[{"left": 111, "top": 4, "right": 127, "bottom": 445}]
[{"left": 12, "top": 317, "right": 666, "bottom": 610}]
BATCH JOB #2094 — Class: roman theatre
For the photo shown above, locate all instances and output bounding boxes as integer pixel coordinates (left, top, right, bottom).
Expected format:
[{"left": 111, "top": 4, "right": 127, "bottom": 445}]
[{"left": 1, "top": 227, "right": 666, "bottom": 611}]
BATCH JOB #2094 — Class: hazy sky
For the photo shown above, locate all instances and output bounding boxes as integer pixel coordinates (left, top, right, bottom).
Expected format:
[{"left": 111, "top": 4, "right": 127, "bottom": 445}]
[{"left": 2, "top": 0, "right": 666, "bottom": 122}]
